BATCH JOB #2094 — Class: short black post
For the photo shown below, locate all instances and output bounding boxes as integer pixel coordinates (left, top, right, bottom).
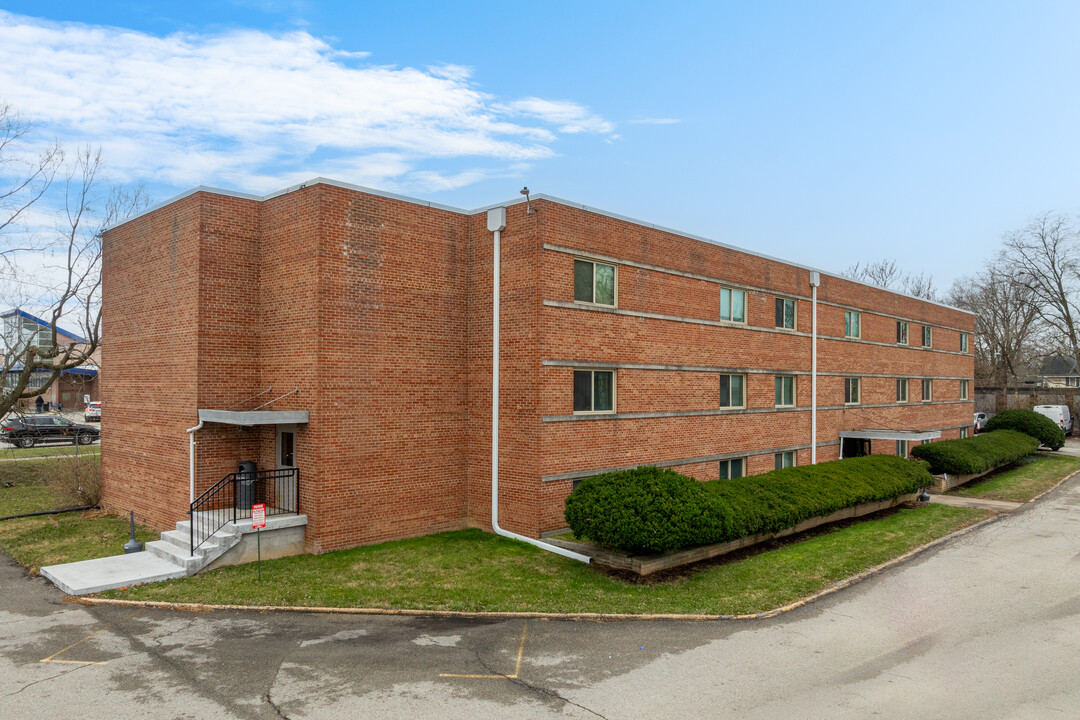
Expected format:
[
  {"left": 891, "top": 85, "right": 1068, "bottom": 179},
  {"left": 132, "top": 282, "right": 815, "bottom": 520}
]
[{"left": 123, "top": 510, "right": 143, "bottom": 553}]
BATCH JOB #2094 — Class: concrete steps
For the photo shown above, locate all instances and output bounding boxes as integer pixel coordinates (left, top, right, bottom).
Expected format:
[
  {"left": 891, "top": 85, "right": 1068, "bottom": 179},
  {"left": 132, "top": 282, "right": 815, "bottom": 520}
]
[{"left": 42, "top": 516, "right": 249, "bottom": 595}]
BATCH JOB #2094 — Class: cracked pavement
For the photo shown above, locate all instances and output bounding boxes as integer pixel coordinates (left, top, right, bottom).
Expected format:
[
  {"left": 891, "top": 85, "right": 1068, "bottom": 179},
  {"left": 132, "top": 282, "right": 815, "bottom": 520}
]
[{"left": 3, "top": 472, "right": 1080, "bottom": 718}]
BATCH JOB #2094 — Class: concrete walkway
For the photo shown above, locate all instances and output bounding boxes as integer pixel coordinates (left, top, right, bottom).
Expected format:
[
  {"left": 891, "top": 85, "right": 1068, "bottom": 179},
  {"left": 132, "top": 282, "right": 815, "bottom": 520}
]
[{"left": 928, "top": 494, "right": 1023, "bottom": 512}]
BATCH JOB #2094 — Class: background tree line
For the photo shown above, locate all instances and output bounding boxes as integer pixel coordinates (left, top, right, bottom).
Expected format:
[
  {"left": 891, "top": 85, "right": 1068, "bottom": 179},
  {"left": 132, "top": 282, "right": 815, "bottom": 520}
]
[{"left": 848, "top": 212, "right": 1080, "bottom": 387}]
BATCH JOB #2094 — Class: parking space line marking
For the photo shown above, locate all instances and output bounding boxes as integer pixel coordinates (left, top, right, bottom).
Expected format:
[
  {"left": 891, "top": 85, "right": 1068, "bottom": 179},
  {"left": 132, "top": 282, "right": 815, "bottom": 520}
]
[
  {"left": 440, "top": 621, "right": 528, "bottom": 679},
  {"left": 40, "top": 611, "right": 136, "bottom": 665}
]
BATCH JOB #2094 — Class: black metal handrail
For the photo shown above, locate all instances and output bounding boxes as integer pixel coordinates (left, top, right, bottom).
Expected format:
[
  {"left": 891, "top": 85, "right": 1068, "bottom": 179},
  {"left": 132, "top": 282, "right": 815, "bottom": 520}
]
[{"left": 189, "top": 467, "right": 300, "bottom": 555}]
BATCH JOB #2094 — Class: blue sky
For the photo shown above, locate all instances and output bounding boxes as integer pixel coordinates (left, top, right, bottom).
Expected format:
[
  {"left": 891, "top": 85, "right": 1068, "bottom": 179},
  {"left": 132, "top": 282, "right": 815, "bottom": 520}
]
[{"left": 2, "top": 1, "right": 1080, "bottom": 290}]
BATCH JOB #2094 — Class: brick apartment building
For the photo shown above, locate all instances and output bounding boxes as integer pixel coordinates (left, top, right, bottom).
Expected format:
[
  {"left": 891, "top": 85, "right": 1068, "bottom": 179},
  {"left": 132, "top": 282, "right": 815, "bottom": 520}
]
[{"left": 100, "top": 179, "right": 974, "bottom": 554}]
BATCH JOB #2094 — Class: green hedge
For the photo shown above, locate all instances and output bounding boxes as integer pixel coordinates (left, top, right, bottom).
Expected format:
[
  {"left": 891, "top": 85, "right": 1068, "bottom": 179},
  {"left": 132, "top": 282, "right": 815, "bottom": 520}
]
[
  {"left": 909, "top": 429, "right": 1038, "bottom": 475},
  {"left": 564, "top": 456, "right": 931, "bottom": 554},
  {"left": 984, "top": 409, "right": 1066, "bottom": 450}
]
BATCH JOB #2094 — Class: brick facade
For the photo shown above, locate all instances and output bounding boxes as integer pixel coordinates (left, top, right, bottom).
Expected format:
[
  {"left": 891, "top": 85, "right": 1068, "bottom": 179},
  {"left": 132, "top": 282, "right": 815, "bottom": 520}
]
[{"left": 101, "top": 180, "right": 974, "bottom": 553}]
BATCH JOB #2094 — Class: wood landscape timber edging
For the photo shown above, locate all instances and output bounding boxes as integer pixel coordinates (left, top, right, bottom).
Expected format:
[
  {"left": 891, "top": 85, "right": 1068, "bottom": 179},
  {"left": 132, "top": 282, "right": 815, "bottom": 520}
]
[{"left": 546, "top": 493, "right": 920, "bottom": 576}]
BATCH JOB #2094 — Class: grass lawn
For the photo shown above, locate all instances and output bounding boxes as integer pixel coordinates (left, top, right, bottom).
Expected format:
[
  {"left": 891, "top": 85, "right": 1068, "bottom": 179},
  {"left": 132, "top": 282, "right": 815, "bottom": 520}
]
[
  {"left": 0, "top": 453, "right": 153, "bottom": 573},
  {"left": 0, "top": 454, "right": 100, "bottom": 488},
  {"left": 0, "top": 444, "right": 100, "bottom": 460},
  {"left": 100, "top": 504, "right": 991, "bottom": 615},
  {"left": 951, "top": 453, "right": 1080, "bottom": 503}
]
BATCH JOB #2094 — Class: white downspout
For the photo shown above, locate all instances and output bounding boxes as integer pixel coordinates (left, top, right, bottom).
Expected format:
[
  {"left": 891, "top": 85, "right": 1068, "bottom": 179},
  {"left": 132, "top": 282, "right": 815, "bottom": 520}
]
[
  {"left": 186, "top": 419, "right": 204, "bottom": 503},
  {"left": 810, "top": 271, "right": 820, "bottom": 464},
  {"left": 488, "top": 207, "right": 590, "bottom": 564}
]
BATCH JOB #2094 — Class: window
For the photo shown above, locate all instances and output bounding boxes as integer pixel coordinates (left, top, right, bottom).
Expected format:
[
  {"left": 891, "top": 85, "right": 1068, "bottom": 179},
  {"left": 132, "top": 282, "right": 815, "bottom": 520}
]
[
  {"left": 961, "top": 333, "right": 969, "bottom": 353},
  {"left": 896, "top": 440, "right": 908, "bottom": 458},
  {"left": 775, "top": 298, "right": 796, "bottom": 329},
  {"left": 845, "top": 311, "right": 861, "bottom": 338},
  {"left": 897, "top": 320, "right": 908, "bottom": 345},
  {"left": 775, "top": 451, "right": 795, "bottom": 469},
  {"left": 960, "top": 427, "right": 968, "bottom": 439},
  {"left": 775, "top": 375, "right": 795, "bottom": 407},
  {"left": 719, "top": 374, "right": 745, "bottom": 408},
  {"left": 844, "top": 377, "right": 861, "bottom": 404},
  {"left": 922, "top": 325, "right": 932, "bottom": 347},
  {"left": 573, "top": 369, "right": 615, "bottom": 413},
  {"left": 922, "top": 378, "right": 932, "bottom": 402},
  {"left": 720, "top": 287, "right": 746, "bottom": 323},
  {"left": 719, "top": 458, "right": 745, "bottom": 479},
  {"left": 960, "top": 380, "right": 969, "bottom": 400},
  {"left": 573, "top": 259, "right": 616, "bottom": 306},
  {"left": 897, "top": 378, "right": 909, "bottom": 402}
]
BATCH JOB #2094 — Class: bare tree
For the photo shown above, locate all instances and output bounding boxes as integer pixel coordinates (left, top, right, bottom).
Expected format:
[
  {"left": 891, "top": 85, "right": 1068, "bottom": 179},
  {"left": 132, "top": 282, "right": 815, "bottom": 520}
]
[
  {"left": 0, "top": 101, "right": 148, "bottom": 418},
  {"left": 947, "top": 267, "right": 1041, "bottom": 385},
  {"left": 845, "top": 258, "right": 938, "bottom": 300},
  {"left": 999, "top": 212, "right": 1080, "bottom": 373}
]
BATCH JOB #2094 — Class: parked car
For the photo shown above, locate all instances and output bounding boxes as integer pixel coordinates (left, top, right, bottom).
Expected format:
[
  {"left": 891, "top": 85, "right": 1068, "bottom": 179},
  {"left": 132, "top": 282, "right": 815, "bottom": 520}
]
[
  {"left": 1034, "top": 405, "right": 1073, "bottom": 435},
  {"left": 84, "top": 401, "right": 101, "bottom": 422},
  {"left": 1, "top": 415, "right": 100, "bottom": 447},
  {"left": 974, "top": 412, "right": 990, "bottom": 434}
]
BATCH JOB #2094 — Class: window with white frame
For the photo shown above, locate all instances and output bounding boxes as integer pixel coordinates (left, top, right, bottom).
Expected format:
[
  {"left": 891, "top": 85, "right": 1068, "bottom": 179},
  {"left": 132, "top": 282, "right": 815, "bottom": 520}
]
[
  {"left": 719, "top": 457, "right": 745, "bottom": 479},
  {"left": 720, "top": 287, "right": 746, "bottom": 323},
  {"left": 897, "top": 320, "right": 908, "bottom": 345},
  {"left": 897, "top": 378, "right": 909, "bottom": 402},
  {"left": 961, "top": 333, "right": 969, "bottom": 353},
  {"left": 960, "top": 427, "right": 968, "bottom": 438},
  {"left": 896, "top": 440, "right": 908, "bottom": 458},
  {"left": 775, "top": 375, "right": 796, "bottom": 407},
  {"left": 844, "top": 377, "right": 861, "bottom": 404},
  {"left": 775, "top": 451, "right": 795, "bottom": 469},
  {"left": 573, "top": 259, "right": 616, "bottom": 306},
  {"left": 922, "top": 378, "right": 933, "bottom": 401},
  {"left": 720, "top": 374, "right": 745, "bottom": 408},
  {"left": 961, "top": 380, "right": 969, "bottom": 400},
  {"left": 573, "top": 369, "right": 615, "bottom": 413},
  {"left": 845, "top": 311, "right": 861, "bottom": 338},
  {"left": 775, "top": 298, "right": 796, "bottom": 329},
  {"left": 922, "top": 325, "right": 932, "bottom": 347}
]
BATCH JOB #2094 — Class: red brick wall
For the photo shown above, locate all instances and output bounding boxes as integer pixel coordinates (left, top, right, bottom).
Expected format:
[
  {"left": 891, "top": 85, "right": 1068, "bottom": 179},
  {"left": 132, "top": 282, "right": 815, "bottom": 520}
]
[{"left": 101, "top": 193, "right": 207, "bottom": 530}]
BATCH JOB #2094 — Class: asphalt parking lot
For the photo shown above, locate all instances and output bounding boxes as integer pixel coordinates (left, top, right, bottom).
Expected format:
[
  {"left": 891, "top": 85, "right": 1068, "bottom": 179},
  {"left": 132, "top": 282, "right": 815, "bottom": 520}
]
[{"left": 3, "top": 468, "right": 1080, "bottom": 718}]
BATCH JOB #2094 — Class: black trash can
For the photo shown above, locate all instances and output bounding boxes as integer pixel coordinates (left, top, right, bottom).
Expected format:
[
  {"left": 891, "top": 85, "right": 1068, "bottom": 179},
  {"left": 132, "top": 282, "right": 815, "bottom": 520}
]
[{"left": 237, "top": 461, "right": 258, "bottom": 511}]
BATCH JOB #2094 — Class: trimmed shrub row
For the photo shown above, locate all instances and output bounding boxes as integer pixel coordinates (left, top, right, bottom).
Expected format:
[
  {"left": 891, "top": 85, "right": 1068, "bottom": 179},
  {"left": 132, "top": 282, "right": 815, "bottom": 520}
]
[
  {"left": 564, "top": 456, "right": 932, "bottom": 554},
  {"left": 984, "top": 409, "right": 1065, "bottom": 450},
  {"left": 909, "top": 429, "right": 1038, "bottom": 475}
]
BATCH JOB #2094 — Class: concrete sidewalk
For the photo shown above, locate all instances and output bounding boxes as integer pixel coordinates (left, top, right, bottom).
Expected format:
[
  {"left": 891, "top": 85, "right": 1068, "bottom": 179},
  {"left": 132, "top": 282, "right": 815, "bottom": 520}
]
[{"left": 928, "top": 494, "right": 1023, "bottom": 513}]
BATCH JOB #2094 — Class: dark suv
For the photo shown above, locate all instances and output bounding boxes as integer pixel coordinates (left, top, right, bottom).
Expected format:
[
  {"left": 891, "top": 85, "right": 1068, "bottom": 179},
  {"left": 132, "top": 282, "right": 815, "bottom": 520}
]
[{"left": 1, "top": 415, "right": 100, "bottom": 447}]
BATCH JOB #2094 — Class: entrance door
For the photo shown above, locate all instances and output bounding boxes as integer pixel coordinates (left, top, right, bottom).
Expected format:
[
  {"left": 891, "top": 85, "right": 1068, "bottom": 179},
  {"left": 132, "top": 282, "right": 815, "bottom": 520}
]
[
  {"left": 841, "top": 437, "right": 871, "bottom": 458},
  {"left": 275, "top": 424, "right": 298, "bottom": 512}
]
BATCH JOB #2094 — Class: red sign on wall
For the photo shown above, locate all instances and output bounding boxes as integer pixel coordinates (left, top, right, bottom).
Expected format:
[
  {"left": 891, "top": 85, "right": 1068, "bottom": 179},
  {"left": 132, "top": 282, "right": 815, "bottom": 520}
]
[{"left": 252, "top": 503, "right": 266, "bottom": 530}]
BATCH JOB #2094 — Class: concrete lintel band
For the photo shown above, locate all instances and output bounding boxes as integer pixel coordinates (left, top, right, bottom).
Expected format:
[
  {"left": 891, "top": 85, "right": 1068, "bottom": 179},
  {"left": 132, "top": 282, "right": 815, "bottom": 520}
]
[
  {"left": 540, "top": 441, "right": 844, "bottom": 483},
  {"left": 541, "top": 420, "right": 973, "bottom": 483},
  {"left": 543, "top": 300, "right": 972, "bottom": 358},
  {"left": 543, "top": 243, "right": 972, "bottom": 335},
  {"left": 542, "top": 399, "right": 971, "bottom": 423},
  {"left": 542, "top": 359, "right": 971, "bottom": 381}
]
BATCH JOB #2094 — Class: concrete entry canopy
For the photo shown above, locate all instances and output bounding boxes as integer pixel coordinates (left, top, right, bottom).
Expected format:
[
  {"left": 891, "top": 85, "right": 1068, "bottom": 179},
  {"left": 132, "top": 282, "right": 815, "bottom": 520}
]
[
  {"left": 197, "top": 409, "right": 309, "bottom": 426},
  {"left": 839, "top": 429, "right": 942, "bottom": 442}
]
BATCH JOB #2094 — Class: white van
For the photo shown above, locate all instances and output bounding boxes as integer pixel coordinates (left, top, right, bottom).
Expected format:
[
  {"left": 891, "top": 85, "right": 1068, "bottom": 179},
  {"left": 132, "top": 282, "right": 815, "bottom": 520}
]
[{"left": 1034, "top": 405, "right": 1072, "bottom": 435}]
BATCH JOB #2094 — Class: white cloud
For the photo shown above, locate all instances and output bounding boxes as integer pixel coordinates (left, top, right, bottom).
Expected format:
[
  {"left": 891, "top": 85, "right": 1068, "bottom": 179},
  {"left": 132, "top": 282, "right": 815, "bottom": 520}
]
[
  {"left": 629, "top": 117, "right": 681, "bottom": 125},
  {"left": 0, "top": 11, "right": 614, "bottom": 194},
  {"left": 497, "top": 97, "right": 616, "bottom": 135}
]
